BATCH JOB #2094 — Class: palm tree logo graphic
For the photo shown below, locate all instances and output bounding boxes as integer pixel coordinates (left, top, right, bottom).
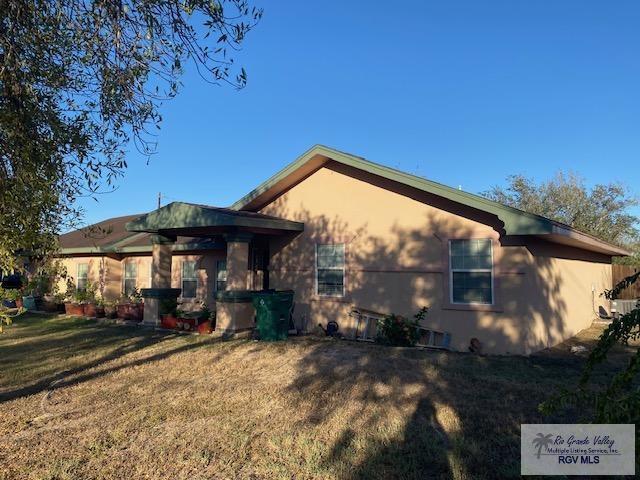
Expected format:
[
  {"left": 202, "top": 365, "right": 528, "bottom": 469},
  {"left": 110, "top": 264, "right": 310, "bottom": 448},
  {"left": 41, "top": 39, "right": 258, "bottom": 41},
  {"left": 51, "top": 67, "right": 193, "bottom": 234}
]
[{"left": 532, "top": 433, "right": 554, "bottom": 459}]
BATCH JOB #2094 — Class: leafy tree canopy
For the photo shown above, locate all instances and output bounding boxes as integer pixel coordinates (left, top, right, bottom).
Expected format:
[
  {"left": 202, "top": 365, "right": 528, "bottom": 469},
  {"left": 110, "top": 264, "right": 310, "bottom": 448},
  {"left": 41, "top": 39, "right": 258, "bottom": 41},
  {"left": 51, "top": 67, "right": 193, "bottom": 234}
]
[
  {"left": 483, "top": 172, "right": 639, "bottom": 255},
  {"left": 0, "top": 0, "right": 262, "bottom": 270}
]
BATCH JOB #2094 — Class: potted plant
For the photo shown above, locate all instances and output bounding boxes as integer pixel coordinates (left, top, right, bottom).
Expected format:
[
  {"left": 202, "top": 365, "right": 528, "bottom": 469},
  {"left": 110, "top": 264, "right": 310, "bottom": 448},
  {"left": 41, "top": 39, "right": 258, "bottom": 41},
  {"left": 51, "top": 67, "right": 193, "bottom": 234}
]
[
  {"left": 160, "top": 298, "right": 179, "bottom": 329},
  {"left": 63, "top": 279, "right": 83, "bottom": 315},
  {"left": 129, "top": 288, "right": 144, "bottom": 321},
  {"left": 42, "top": 293, "right": 59, "bottom": 312},
  {"left": 95, "top": 297, "right": 106, "bottom": 318},
  {"left": 1, "top": 287, "right": 22, "bottom": 308},
  {"left": 42, "top": 281, "right": 61, "bottom": 312},
  {"left": 196, "top": 303, "right": 214, "bottom": 334},
  {"left": 84, "top": 295, "right": 105, "bottom": 318},
  {"left": 80, "top": 282, "right": 102, "bottom": 317},
  {"left": 116, "top": 288, "right": 144, "bottom": 321},
  {"left": 23, "top": 274, "right": 49, "bottom": 311},
  {"left": 104, "top": 300, "right": 117, "bottom": 319},
  {"left": 14, "top": 289, "right": 24, "bottom": 309},
  {"left": 54, "top": 293, "right": 66, "bottom": 313},
  {"left": 161, "top": 310, "right": 178, "bottom": 329}
]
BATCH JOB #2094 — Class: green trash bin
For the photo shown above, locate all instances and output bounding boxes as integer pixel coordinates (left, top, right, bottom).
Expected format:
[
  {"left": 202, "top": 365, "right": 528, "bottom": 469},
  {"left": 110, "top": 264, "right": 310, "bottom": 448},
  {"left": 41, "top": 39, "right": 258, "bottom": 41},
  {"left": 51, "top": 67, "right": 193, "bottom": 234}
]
[
  {"left": 22, "top": 296, "right": 36, "bottom": 311},
  {"left": 252, "top": 290, "right": 294, "bottom": 341}
]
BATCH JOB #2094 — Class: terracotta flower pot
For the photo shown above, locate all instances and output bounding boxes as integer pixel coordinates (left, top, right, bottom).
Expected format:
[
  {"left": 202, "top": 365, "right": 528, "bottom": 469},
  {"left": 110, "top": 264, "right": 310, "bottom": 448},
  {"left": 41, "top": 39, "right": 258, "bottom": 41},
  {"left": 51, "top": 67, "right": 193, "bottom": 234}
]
[
  {"left": 161, "top": 315, "right": 178, "bottom": 329},
  {"left": 117, "top": 303, "right": 144, "bottom": 321},
  {"left": 197, "top": 320, "right": 212, "bottom": 335},
  {"left": 116, "top": 303, "right": 128, "bottom": 319},
  {"left": 82, "top": 304, "right": 105, "bottom": 318},
  {"left": 64, "top": 302, "right": 84, "bottom": 316},
  {"left": 83, "top": 303, "right": 97, "bottom": 317}
]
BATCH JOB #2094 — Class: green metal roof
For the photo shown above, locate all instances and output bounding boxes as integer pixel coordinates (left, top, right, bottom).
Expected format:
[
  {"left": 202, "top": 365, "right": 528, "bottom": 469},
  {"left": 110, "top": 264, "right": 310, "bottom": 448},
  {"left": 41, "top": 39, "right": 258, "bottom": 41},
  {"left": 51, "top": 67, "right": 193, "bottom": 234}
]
[
  {"left": 231, "top": 144, "right": 629, "bottom": 256},
  {"left": 125, "top": 202, "right": 304, "bottom": 235}
]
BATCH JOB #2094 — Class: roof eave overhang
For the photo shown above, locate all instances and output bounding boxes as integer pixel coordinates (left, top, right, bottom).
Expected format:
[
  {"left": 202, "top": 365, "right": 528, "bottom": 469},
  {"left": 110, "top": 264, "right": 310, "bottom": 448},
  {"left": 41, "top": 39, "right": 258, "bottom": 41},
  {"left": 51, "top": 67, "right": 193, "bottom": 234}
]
[
  {"left": 541, "top": 225, "right": 631, "bottom": 256},
  {"left": 230, "top": 145, "right": 630, "bottom": 257},
  {"left": 56, "top": 240, "right": 226, "bottom": 257},
  {"left": 125, "top": 202, "right": 304, "bottom": 236}
]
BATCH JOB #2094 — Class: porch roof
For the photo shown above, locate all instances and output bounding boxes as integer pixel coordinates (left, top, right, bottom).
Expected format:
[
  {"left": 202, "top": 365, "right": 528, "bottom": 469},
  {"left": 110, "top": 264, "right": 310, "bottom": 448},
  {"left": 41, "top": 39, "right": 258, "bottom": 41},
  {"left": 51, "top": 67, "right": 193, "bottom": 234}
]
[{"left": 125, "top": 202, "right": 304, "bottom": 237}]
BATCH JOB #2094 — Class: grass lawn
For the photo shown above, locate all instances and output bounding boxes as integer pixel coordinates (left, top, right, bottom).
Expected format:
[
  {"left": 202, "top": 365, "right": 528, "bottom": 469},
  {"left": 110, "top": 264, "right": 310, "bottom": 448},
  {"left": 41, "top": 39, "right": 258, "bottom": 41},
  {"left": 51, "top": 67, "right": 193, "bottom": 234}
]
[{"left": 0, "top": 313, "right": 635, "bottom": 479}]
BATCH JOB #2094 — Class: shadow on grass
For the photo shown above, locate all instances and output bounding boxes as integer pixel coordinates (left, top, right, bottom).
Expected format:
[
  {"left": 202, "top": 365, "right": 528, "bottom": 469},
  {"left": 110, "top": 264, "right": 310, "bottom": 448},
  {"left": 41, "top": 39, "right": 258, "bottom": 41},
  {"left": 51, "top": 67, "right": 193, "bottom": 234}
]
[
  {"left": 288, "top": 340, "right": 585, "bottom": 479},
  {"left": 0, "top": 314, "right": 228, "bottom": 404}
]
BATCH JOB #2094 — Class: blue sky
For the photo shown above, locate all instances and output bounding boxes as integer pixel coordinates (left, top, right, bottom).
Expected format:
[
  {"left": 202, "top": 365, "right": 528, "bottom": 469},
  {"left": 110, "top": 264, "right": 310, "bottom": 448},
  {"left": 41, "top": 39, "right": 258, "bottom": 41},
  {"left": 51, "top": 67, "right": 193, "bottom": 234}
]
[{"left": 78, "top": 0, "right": 640, "bottom": 225}]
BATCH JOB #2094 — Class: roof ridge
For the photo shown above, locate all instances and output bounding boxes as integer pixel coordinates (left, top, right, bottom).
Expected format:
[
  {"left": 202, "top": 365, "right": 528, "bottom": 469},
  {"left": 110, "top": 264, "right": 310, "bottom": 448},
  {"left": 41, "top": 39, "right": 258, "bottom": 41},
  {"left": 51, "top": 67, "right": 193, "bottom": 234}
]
[{"left": 230, "top": 144, "right": 629, "bottom": 256}]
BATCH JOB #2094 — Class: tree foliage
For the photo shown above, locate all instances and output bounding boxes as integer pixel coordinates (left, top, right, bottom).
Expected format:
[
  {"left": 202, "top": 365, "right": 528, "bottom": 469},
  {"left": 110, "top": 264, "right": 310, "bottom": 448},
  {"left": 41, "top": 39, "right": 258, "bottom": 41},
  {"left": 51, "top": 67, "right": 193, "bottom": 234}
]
[
  {"left": 483, "top": 172, "right": 639, "bottom": 250},
  {"left": 0, "top": 0, "right": 262, "bottom": 270},
  {"left": 540, "top": 271, "right": 640, "bottom": 424}
]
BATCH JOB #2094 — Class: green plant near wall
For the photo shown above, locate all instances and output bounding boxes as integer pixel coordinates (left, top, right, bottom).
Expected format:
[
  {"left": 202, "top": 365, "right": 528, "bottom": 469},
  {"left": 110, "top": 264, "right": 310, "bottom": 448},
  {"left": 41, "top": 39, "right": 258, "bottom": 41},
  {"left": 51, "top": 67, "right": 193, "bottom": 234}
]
[
  {"left": 129, "top": 288, "right": 143, "bottom": 304},
  {"left": 540, "top": 270, "right": 640, "bottom": 424},
  {"left": 375, "top": 306, "right": 429, "bottom": 347},
  {"left": 0, "top": 287, "right": 22, "bottom": 302},
  {"left": 198, "top": 302, "right": 213, "bottom": 321},
  {"left": 64, "top": 278, "right": 76, "bottom": 302}
]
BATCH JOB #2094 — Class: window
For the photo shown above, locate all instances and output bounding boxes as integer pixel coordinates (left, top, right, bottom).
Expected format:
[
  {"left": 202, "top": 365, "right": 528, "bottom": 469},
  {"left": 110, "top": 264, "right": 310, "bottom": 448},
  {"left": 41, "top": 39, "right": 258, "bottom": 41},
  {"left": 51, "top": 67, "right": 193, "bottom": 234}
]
[
  {"left": 181, "top": 260, "right": 198, "bottom": 298},
  {"left": 316, "top": 244, "right": 345, "bottom": 297},
  {"left": 216, "top": 260, "right": 227, "bottom": 291},
  {"left": 123, "top": 262, "right": 137, "bottom": 296},
  {"left": 77, "top": 263, "right": 88, "bottom": 291},
  {"left": 449, "top": 239, "right": 493, "bottom": 304}
]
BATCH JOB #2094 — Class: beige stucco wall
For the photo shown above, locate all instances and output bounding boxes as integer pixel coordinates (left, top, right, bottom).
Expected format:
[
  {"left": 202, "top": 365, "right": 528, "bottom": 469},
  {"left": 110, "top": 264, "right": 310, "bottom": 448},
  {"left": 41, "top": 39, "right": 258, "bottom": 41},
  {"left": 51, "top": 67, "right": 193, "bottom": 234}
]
[
  {"left": 57, "top": 252, "right": 226, "bottom": 310},
  {"left": 169, "top": 252, "right": 225, "bottom": 311},
  {"left": 56, "top": 256, "right": 123, "bottom": 300},
  {"left": 259, "top": 164, "right": 612, "bottom": 355}
]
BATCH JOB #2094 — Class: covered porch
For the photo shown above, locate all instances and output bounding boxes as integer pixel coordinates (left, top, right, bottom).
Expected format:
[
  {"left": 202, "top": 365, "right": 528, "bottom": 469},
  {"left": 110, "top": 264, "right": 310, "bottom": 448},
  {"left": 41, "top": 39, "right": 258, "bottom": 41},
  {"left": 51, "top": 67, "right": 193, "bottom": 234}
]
[{"left": 125, "top": 202, "right": 303, "bottom": 334}]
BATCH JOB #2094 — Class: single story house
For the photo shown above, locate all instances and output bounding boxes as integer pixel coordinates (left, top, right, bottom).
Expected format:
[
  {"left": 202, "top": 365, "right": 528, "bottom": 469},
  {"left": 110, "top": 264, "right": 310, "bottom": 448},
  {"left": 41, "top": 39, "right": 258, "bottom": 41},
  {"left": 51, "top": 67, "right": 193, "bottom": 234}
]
[{"left": 56, "top": 145, "right": 629, "bottom": 354}]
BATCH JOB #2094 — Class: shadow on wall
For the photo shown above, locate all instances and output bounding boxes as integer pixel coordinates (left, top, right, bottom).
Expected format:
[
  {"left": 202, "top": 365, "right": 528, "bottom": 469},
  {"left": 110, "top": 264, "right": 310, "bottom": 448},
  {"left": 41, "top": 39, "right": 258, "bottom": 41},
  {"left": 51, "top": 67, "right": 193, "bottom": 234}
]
[
  {"left": 267, "top": 204, "right": 572, "bottom": 355},
  {"left": 264, "top": 204, "right": 601, "bottom": 479}
]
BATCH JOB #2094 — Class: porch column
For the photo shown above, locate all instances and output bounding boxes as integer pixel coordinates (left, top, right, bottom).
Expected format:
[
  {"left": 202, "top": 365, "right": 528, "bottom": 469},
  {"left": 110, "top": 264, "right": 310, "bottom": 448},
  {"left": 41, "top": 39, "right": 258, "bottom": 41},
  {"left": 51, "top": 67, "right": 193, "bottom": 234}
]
[
  {"left": 142, "top": 234, "right": 178, "bottom": 326},
  {"left": 225, "top": 233, "right": 253, "bottom": 290},
  {"left": 151, "top": 234, "right": 175, "bottom": 289},
  {"left": 215, "top": 233, "right": 254, "bottom": 335}
]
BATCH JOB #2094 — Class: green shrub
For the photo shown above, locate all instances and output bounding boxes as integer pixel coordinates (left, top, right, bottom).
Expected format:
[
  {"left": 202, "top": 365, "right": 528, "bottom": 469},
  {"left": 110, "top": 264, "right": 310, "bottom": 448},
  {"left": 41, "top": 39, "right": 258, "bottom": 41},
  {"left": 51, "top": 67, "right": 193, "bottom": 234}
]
[
  {"left": 0, "top": 287, "right": 22, "bottom": 301},
  {"left": 375, "top": 306, "right": 428, "bottom": 347},
  {"left": 198, "top": 302, "right": 213, "bottom": 321}
]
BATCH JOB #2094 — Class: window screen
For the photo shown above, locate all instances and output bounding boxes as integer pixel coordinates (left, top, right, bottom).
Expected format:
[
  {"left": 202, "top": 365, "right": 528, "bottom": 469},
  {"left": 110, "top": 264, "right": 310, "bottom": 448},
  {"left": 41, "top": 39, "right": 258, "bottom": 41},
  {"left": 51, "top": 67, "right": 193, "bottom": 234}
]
[
  {"left": 316, "top": 244, "right": 345, "bottom": 296},
  {"left": 181, "top": 261, "right": 197, "bottom": 298},
  {"left": 216, "top": 260, "right": 227, "bottom": 291},
  {"left": 123, "top": 262, "right": 137, "bottom": 296},
  {"left": 77, "top": 263, "right": 89, "bottom": 291},
  {"left": 450, "top": 239, "right": 493, "bottom": 304}
]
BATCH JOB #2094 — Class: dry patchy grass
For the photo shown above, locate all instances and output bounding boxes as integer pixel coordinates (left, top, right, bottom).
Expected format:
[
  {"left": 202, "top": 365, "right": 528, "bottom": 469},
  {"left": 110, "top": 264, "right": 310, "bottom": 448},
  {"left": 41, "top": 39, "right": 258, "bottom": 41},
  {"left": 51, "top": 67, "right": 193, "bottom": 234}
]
[{"left": 0, "top": 314, "right": 634, "bottom": 479}]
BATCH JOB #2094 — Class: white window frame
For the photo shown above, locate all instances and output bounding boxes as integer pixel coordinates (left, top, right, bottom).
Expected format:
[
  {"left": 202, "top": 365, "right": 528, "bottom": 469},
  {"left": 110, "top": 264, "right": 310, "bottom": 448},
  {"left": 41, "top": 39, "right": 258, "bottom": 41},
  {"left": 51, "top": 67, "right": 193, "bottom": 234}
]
[
  {"left": 215, "top": 259, "right": 227, "bottom": 291},
  {"left": 148, "top": 261, "right": 153, "bottom": 288},
  {"left": 315, "top": 243, "right": 346, "bottom": 297},
  {"left": 122, "top": 260, "right": 138, "bottom": 296},
  {"left": 77, "top": 263, "right": 89, "bottom": 291},
  {"left": 449, "top": 239, "right": 494, "bottom": 305},
  {"left": 181, "top": 260, "right": 198, "bottom": 299}
]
